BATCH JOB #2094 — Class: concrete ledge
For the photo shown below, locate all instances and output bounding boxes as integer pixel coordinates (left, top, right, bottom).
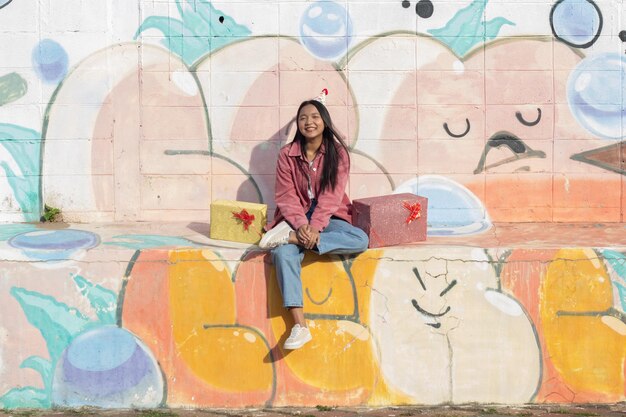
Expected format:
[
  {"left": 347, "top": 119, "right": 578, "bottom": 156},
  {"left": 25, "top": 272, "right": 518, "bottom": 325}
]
[{"left": 0, "top": 222, "right": 625, "bottom": 409}]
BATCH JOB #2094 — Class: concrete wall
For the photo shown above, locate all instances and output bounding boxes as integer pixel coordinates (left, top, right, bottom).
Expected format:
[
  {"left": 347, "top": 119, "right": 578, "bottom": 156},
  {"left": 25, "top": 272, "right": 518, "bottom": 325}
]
[
  {"left": 0, "top": 231, "right": 625, "bottom": 408},
  {"left": 1, "top": 0, "right": 625, "bottom": 225},
  {"left": 1, "top": 0, "right": 626, "bottom": 409}
]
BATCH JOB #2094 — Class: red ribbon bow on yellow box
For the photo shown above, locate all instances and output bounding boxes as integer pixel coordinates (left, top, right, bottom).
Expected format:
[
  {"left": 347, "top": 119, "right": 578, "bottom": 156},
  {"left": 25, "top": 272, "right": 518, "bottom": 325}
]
[{"left": 232, "top": 209, "right": 256, "bottom": 231}]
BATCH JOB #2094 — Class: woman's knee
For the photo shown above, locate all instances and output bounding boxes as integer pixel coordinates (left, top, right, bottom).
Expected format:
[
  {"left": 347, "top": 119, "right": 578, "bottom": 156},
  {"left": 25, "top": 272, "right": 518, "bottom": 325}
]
[
  {"left": 271, "top": 244, "right": 300, "bottom": 263},
  {"left": 354, "top": 227, "right": 369, "bottom": 251}
]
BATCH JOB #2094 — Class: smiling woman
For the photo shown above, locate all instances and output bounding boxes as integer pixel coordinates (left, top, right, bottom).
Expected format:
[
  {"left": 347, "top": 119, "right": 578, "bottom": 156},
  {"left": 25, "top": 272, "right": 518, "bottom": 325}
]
[{"left": 259, "top": 93, "right": 369, "bottom": 351}]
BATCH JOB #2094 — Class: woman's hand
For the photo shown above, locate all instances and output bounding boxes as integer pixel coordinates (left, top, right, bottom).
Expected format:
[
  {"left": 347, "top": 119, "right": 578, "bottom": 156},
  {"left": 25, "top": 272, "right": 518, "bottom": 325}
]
[
  {"left": 297, "top": 224, "right": 313, "bottom": 246},
  {"left": 296, "top": 225, "right": 320, "bottom": 249},
  {"left": 305, "top": 226, "right": 320, "bottom": 250}
]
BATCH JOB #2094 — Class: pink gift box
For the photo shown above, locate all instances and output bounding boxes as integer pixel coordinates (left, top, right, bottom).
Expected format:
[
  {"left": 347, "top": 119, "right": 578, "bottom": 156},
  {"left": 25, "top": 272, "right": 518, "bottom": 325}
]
[{"left": 352, "top": 193, "right": 428, "bottom": 248}]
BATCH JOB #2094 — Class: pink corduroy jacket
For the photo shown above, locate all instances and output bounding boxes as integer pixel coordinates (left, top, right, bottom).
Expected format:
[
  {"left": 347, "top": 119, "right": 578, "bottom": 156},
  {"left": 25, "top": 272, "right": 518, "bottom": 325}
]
[{"left": 265, "top": 140, "right": 353, "bottom": 232}]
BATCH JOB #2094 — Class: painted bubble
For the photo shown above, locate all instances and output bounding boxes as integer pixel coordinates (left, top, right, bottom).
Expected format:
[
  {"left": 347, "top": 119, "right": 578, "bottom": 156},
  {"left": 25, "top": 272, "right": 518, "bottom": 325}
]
[
  {"left": 299, "top": 1, "right": 353, "bottom": 61},
  {"left": 52, "top": 326, "right": 164, "bottom": 408},
  {"left": 32, "top": 39, "right": 69, "bottom": 84},
  {"left": 8, "top": 229, "right": 100, "bottom": 261},
  {"left": 567, "top": 53, "right": 626, "bottom": 140},
  {"left": 394, "top": 175, "right": 492, "bottom": 236},
  {"left": 0, "top": 0, "right": 13, "bottom": 9},
  {"left": 550, "top": 0, "right": 602, "bottom": 48}
]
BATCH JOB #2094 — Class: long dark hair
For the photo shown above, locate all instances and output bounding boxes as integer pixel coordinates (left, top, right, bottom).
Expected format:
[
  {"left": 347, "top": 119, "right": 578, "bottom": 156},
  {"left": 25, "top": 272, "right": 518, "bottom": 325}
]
[{"left": 293, "top": 100, "right": 349, "bottom": 193}]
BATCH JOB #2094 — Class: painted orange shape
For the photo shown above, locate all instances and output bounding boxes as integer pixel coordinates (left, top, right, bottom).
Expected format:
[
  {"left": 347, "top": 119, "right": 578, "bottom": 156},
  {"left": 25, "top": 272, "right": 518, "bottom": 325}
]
[
  {"left": 122, "top": 249, "right": 275, "bottom": 407},
  {"left": 542, "top": 248, "right": 626, "bottom": 401}
]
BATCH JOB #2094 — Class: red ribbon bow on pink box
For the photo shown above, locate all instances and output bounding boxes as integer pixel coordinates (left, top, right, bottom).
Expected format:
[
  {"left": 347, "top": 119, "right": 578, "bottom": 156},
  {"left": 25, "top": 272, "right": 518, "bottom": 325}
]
[{"left": 402, "top": 201, "right": 422, "bottom": 224}]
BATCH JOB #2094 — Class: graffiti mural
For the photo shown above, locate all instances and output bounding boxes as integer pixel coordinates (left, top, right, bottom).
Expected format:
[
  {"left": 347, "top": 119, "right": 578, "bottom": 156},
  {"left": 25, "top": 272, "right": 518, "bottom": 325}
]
[
  {"left": 1, "top": 0, "right": 626, "bottom": 409},
  {"left": 0, "top": 0, "right": 624, "bottom": 224},
  {"left": 2, "top": 225, "right": 625, "bottom": 408}
]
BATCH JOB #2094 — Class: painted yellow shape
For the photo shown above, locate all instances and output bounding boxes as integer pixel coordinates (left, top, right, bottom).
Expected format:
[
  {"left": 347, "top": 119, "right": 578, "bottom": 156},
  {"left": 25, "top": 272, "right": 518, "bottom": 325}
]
[
  {"left": 278, "top": 319, "right": 377, "bottom": 390},
  {"left": 542, "top": 248, "right": 626, "bottom": 395},
  {"left": 349, "top": 250, "right": 384, "bottom": 323},
  {"left": 178, "top": 325, "right": 274, "bottom": 392},
  {"left": 301, "top": 252, "right": 356, "bottom": 317},
  {"left": 269, "top": 252, "right": 381, "bottom": 392},
  {"left": 169, "top": 249, "right": 236, "bottom": 338}
]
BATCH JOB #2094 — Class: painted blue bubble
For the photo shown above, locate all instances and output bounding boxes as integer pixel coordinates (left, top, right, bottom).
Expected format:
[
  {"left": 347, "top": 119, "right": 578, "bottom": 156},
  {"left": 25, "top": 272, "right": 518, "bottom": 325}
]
[
  {"left": 299, "top": 1, "right": 353, "bottom": 61},
  {"left": 550, "top": 0, "right": 601, "bottom": 48},
  {"left": 394, "top": 175, "right": 492, "bottom": 236},
  {"left": 8, "top": 229, "right": 100, "bottom": 261},
  {"left": 53, "top": 326, "right": 163, "bottom": 407},
  {"left": 32, "top": 39, "right": 69, "bottom": 84},
  {"left": 67, "top": 327, "right": 137, "bottom": 372},
  {"left": 567, "top": 53, "right": 626, "bottom": 140},
  {"left": 0, "top": 0, "right": 13, "bottom": 10}
]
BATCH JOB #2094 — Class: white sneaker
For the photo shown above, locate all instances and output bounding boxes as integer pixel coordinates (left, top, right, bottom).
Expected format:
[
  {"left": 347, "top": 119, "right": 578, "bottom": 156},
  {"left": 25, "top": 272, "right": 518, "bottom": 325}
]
[
  {"left": 283, "top": 324, "right": 312, "bottom": 350},
  {"left": 259, "top": 221, "right": 293, "bottom": 249}
]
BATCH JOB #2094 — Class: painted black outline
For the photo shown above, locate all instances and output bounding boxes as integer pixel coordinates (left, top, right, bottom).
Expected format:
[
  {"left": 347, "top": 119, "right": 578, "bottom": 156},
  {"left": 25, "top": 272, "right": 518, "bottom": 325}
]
[
  {"left": 550, "top": 0, "right": 603, "bottom": 49},
  {"left": 443, "top": 118, "right": 470, "bottom": 138},
  {"left": 411, "top": 299, "right": 451, "bottom": 317},
  {"left": 305, "top": 287, "right": 333, "bottom": 305},
  {"left": 0, "top": 0, "right": 13, "bottom": 10},
  {"left": 439, "top": 279, "right": 457, "bottom": 297},
  {"left": 474, "top": 131, "right": 547, "bottom": 174},
  {"left": 570, "top": 141, "right": 626, "bottom": 176},
  {"left": 515, "top": 108, "right": 542, "bottom": 127}
]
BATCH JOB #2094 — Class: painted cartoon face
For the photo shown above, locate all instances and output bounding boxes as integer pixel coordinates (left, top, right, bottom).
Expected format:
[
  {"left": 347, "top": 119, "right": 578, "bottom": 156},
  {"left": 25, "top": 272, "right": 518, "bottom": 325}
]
[
  {"left": 347, "top": 35, "right": 623, "bottom": 222},
  {"left": 369, "top": 247, "right": 541, "bottom": 403}
]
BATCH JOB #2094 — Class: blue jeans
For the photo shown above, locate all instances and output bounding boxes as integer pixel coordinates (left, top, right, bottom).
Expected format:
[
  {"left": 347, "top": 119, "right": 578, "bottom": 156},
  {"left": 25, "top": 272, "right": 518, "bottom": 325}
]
[{"left": 271, "top": 206, "right": 369, "bottom": 307}]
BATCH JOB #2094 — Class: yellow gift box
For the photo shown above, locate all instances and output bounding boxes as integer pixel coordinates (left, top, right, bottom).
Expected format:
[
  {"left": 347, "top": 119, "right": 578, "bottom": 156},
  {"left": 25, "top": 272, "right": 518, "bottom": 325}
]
[{"left": 209, "top": 200, "right": 267, "bottom": 244}]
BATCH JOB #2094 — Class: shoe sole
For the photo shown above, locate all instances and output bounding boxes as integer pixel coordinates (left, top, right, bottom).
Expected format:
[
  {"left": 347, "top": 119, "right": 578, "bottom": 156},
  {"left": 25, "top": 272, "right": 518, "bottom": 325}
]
[
  {"left": 283, "top": 333, "right": 312, "bottom": 350},
  {"left": 259, "top": 223, "right": 292, "bottom": 249}
]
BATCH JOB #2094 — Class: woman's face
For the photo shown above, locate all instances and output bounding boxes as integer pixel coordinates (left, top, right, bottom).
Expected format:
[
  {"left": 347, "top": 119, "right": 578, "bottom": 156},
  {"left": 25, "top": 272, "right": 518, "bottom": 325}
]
[{"left": 297, "top": 104, "right": 325, "bottom": 141}]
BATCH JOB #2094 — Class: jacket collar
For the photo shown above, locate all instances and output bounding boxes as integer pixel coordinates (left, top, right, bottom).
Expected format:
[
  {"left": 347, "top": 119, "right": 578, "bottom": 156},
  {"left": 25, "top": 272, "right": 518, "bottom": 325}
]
[{"left": 288, "top": 140, "right": 327, "bottom": 158}]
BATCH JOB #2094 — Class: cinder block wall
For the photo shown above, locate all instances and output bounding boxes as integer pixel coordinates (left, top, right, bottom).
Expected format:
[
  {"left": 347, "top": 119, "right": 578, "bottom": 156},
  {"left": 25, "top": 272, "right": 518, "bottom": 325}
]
[
  {"left": 1, "top": 0, "right": 625, "bottom": 410},
  {"left": 0, "top": 242, "right": 625, "bottom": 408},
  {"left": 0, "top": 0, "right": 624, "bottom": 223}
]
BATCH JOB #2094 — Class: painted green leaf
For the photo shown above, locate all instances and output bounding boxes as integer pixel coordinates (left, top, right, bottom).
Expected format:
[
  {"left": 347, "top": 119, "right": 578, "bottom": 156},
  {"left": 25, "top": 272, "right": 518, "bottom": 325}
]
[
  {"left": 0, "top": 387, "right": 50, "bottom": 409},
  {"left": 614, "top": 281, "right": 626, "bottom": 311},
  {"left": 603, "top": 249, "right": 626, "bottom": 279},
  {"left": 0, "top": 123, "right": 42, "bottom": 221},
  {"left": 73, "top": 275, "right": 118, "bottom": 324},
  {"left": 602, "top": 249, "right": 626, "bottom": 311},
  {"left": 135, "top": 0, "right": 250, "bottom": 66},
  {"left": 0, "top": 72, "right": 27, "bottom": 106},
  {"left": 428, "top": 0, "right": 514, "bottom": 58},
  {"left": 104, "top": 234, "right": 199, "bottom": 250},
  {"left": 177, "top": 0, "right": 212, "bottom": 37},
  {"left": 20, "top": 356, "right": 52, "bottom": 389},
  {"left": 10, "top": 287, "right": 92, "bottom": 361}
]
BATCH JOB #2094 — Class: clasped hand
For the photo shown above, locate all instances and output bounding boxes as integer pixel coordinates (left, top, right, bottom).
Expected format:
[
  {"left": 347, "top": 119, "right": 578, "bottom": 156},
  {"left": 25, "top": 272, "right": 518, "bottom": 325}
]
[{"left": 297, "top": 224, "right": 320, "bottom": 250}]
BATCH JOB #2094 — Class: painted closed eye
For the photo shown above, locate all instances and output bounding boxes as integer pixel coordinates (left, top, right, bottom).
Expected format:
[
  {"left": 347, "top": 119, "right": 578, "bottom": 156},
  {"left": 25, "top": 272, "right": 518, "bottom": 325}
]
[
  {"left": 515, "top": 108, "right": 542, "bottom": 126},
  {"left": 443, "top": 118, "right": 470, "bottom": 138}
]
